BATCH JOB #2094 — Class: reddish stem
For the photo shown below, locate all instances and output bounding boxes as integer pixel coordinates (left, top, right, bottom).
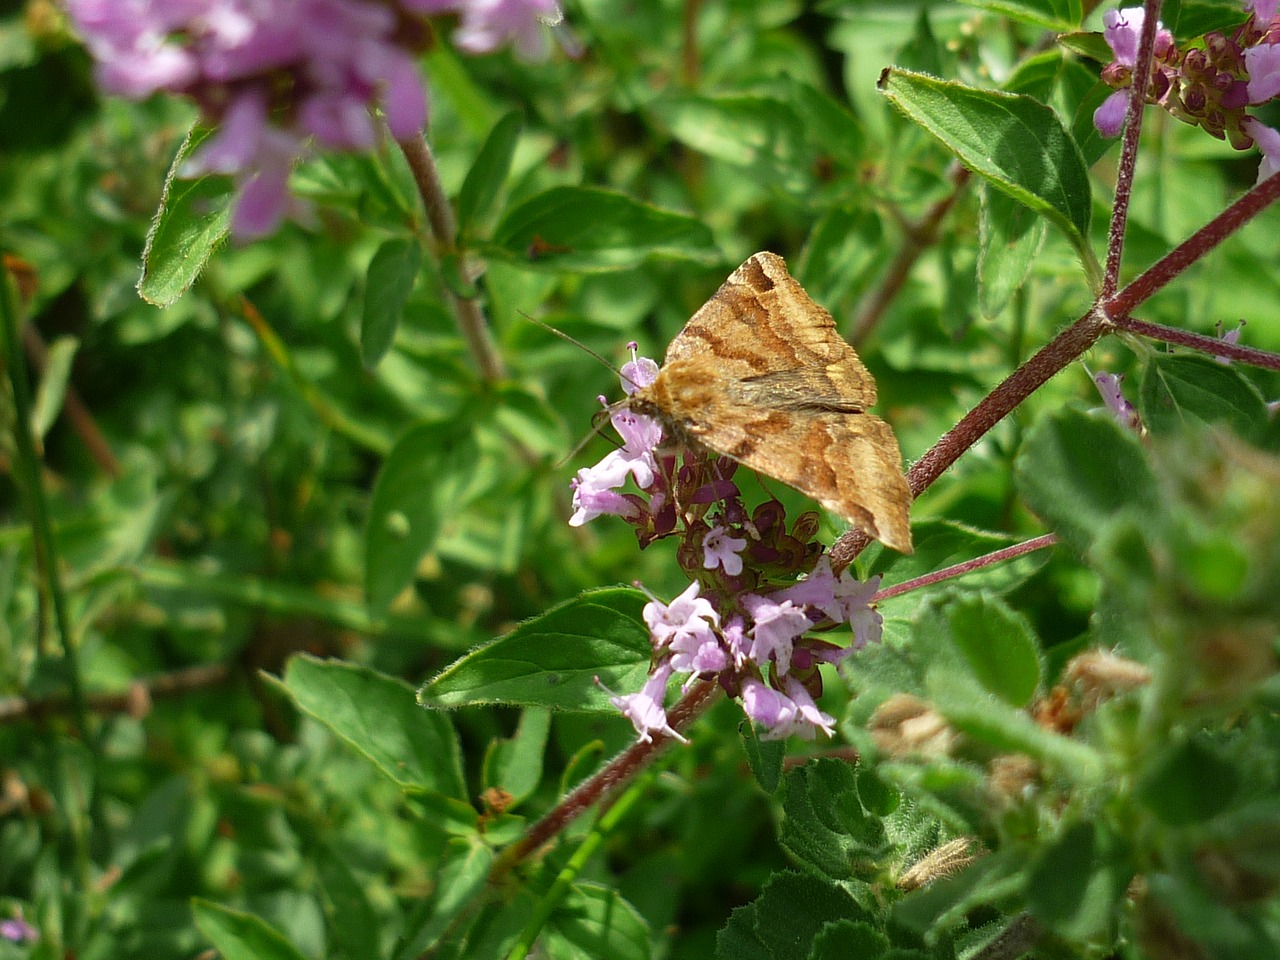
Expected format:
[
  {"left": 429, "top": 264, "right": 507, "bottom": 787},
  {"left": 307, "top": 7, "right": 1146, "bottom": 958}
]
[
  {"left": 1113, "top": 315, "right": 1280, "bottom": 371},
  {"left": 1105, "top": 171, "right": 1280, "bottom": 318},
  {"left": 491, "top": 678, "right": 720, "bottom": 877},
  {"left": 1102, "top": 0, "right": 1163, "bottom": 298},
  {"left": 871, "top": 534, "right": 1060, "bottom": 604}
]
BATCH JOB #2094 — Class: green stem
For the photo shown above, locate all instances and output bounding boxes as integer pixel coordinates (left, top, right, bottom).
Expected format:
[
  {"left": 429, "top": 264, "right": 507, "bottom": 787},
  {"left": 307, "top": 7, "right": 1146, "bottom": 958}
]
[
  {"left": 1, "top": 270, "right": 91, "bottom": 739},
  {"left": 503, "top": 767, "right": 658, "bottom": 960}
]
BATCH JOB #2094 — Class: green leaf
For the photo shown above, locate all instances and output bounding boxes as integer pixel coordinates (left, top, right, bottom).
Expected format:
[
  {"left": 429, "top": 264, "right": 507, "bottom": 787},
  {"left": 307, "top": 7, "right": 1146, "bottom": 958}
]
[
  {"left": 489, "top": 186, "right": 718, "bottom": 272},
  {"left": 893, "top": 850, "right": 1027, "bottom": 936},
  {"left": 457, "top": 110, "right": 523, "bottom": 237},
  {"left": 360, "top": 238, "right": 422, "bottom": 369},
  {"left": 752, "top": 872, "right": 872, "bottom": 959},
  {"left": 1166, "top": 1, "right": 1250, "bottom": 39},
  {"left": 317, "top": 849, "right": 381, "bottom": 960},
  {"left": 365, "top": 419, "right": 484, "bottom": 612},
  {"left": 978, "top": 183, "right": 1045, "bottom": 319},
  {"left": 420, "top": 587, "right": 651, "bottom": 711},
  {"left": 483, "top": 707, "right": 551, "bottom": 807},
  {"left": 1139, "top": 735, "right": 1241, "bottom": 826},
  {"left": 878, "top": 69, "right": 1095, "bottom": 278},
  {"left": 275, "top": 655, "right": 466, "bottom": 798},
  {"left": 192, "top": 900, "right": 308, "bottom": 960},
  {"left": 138, "top": 123, "right": 231, "bottom": 307},
  {"left": 402, "top": 837, "right": 496, "bottom": 954},
  {"left": 809, "top": 921, "right": 891, "bottom": 960},
  {"left": 741, "top": 722, "right": 785, "bottom": 796},
  {"left": 1016, "top": 407, "right": 1161, "bottom": 556},
  {"left": 1139, "top": 355, "right": 1270, "bottom": 444},
  {"left": 655, "top": 93, "right": 812, "bottom": 190},
  {"left": 957, "top": 0, "right": 1082, "bottom": 29},
  {"left": 547, "top": 883, "right": 652, "bottom": 960},
  {"left": 940, "top": 594, "right": 1041, "bottom": 707},
  {"left": 1026, "top": 821, "right": 1133, "bottom": 941},
  {"left": 716, "top": 904, "right": 772, "bottom": 960},
  {"left": 779, "top": 759, "right": 889, "bottom": 881},
  {"left": 29, "top": 335, "right": 78, "bottom": 440}
]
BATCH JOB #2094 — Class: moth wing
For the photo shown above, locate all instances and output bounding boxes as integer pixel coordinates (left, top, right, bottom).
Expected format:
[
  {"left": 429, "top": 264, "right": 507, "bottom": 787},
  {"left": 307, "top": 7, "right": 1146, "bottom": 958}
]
[
  {"left": 691, "top": 399, "right": 913, "bottom": 554},
  {"left": 665, "top": 252, "right": 877, "bottom": 408}
]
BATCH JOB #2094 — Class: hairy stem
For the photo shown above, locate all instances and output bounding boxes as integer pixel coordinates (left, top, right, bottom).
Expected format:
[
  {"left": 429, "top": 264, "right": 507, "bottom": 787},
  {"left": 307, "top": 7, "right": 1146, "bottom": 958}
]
[
  {"left": 1113, "top": 315, "right": 1280, "bottom": 371},
  {"left": 397, "top": 134, "right": 507, "bottom": 383},
  {"left": 491, "top": 678, "right": 720, "bottom": 880},
  {"left": 1102, "top": 0, "right": 1163, "bottom": 298},
  {"left": 1105, "top": 170, "right": 1280, "bottom": 318},
  {"left": 871, "top": 534, "right": 1059, "bottom": 604}
]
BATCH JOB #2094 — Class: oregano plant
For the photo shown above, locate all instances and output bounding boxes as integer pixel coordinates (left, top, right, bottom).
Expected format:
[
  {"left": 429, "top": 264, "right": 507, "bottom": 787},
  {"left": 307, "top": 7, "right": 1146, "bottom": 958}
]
[{"left": 1, "top": 2, "right": 1278, "bottom": 959}]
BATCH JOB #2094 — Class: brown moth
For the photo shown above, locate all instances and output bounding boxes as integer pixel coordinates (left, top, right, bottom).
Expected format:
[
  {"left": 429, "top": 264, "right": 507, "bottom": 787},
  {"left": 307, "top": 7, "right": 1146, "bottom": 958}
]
[{"left": 626, "top": 251, "right": 914, "bottom": 553}]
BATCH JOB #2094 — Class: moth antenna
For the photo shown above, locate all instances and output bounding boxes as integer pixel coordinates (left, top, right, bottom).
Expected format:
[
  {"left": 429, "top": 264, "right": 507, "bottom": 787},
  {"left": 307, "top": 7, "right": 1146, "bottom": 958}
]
[{"left": 517, "top": 311, "right": 629, "bottom": 381}]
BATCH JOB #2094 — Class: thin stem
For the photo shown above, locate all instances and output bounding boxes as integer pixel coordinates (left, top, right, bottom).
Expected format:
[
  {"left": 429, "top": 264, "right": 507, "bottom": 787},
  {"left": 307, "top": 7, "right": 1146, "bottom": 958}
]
[
  {"left": 1113, "top": 315, "right": 1280, "bottom": 371},
  {"left": 1, "top": 270, "right": 90, "bottom": 742},
  {"left": 502, "top": 767, "right": 659, "bottom": 960},
  {"left": 680, "top": 0, "right": 702, "bottom": 85},
  {"left": 490, "top": 678, "right": 720, "bottom": 881},
  {"left": 397, "top": 134, "right": 507, "bottom": 383},
  {"left": 1102, "top": 0, "right": 1163, "bottom": 298},
  {"left": 0, "top": 663, "right": 231, "bottom": 724},
  {"left": 871, "top": 534, "right": 1059, "bottom": 604},
  {"left": 1105, "top": 170, "right": 1280, "bottom": 318},
  {"left": 832, "top": 309, "right": 1112, "bottom": 570},
  {"left": 851, "top": 164, "right": 971, "bottom": 346}
]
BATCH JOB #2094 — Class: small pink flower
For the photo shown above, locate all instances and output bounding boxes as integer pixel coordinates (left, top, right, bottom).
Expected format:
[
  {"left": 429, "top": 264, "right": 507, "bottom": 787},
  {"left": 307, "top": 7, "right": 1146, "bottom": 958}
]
[
  {"left": 740, "top": 676, "right": 797, "bottom": 733},
  {"left": 1249, "top": 0, "right": 1280, "bottom": 23},
  {"left": 1246, "top": 42, "right": 1280, "bottom": 103},
  {"left": 609, "top": 664, "right": 686, "bottom": 743},
  {"left": 1089, "top": 368, "right": 1142, "bottom": 431},
  {"left": 1094, "top": 89, "right": 1130, "bottom": 137},
  {"left": 620, "top": 348, "right": 660, "bottom": 395},
  {"left": 702, "top": 525, "right": 747, "bottom": 576},
  {"left": 779, "top": 676, "right": 836, "bottom": 740},
  {"left": 743, "top": 594, "right": 812, "bottom": 676},
  {"left": 643, "top": 581, "right": 720, "bottom": 649},
  {"left": 1245, "top": 116, "right": 1280, "bottom": 181},
  {"left": 1103, "top": 8, "right": 1147, "bottom": 67}
]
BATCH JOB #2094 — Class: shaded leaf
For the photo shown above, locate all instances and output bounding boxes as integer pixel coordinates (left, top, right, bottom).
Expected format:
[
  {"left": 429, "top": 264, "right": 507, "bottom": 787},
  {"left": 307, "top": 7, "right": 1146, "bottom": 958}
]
[
  {"left": 277, "top": 655, "right": 466, "bottom": 798},
  {"left": 420, "top": 587, "right": 651, "bottom": 711}
]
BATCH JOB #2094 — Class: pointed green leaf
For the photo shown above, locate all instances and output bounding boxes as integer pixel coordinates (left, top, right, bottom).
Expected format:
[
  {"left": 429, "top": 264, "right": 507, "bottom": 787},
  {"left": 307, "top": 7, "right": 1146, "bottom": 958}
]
[
  {"left": 360, "top": 238, "right": 421, "bottom": 369},
  {"left": 489, "top": 186, "right": 717, "bottom": 272},
  {"left": 365, "top": 419, "right": 484, "bottom": 611},
  {"left": 1026, "top": 821, "right": 1133, "bottom": 941},
  {"left": 275, "top": 655, "right": 466, "bottom": 798},
  {"left": 547, "top": 883, "right": 651, "bottom": 960},
  {"left": 942, "top": 594, "right": 1041, "bottom": 707},
  {"left": 29, "top": 335, "right": 78, "bottom": 440},
  {"left": 420, "top": 587, "right": 651, "bottom": 711},
  {"left": 1138, "top": 735, "right": 1240, "bottom": 826},
  {"left": 958, "top": 0, "right": 1082, "bottom": 30},
  {"left": 978, "top": 183, "right": 1045, "bottom": 318},
  {"left": 138, "top": 123, "right": 231, "bottom": 307},
  {"left": 192, "top": 900, "right": 308, "bottom": 960},
  {"left": 1139, "top": 354, "right": 1270, "bottom": 444},
  {"left": 483, "top": 707, "right": 551, "bottom": 806},
  {"left": 878, "top": 69, "right": 1094, "bottom": 278},
  {"left": 457, "top": 110, "right": 523, "bottom": 236}
]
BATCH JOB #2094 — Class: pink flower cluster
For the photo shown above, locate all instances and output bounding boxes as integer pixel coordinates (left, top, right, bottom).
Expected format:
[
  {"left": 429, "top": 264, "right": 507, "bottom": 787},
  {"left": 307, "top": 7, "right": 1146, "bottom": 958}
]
[
  {"left": 66, "top": 0, "right": 564, "bottom": 237},
  {"left": 1093, "top": 2, "right": 1280, "bottom": 181},
  {"left": 574, "top": 353, "right": 885, "bottom": 743}
]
